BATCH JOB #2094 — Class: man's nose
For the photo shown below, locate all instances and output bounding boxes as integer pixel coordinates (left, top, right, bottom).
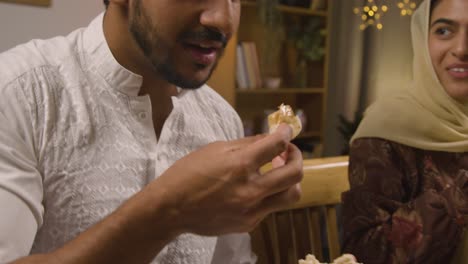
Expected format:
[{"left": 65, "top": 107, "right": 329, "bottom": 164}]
[{"left": 200, "top": 0, "right": 237, "bottom": 40}]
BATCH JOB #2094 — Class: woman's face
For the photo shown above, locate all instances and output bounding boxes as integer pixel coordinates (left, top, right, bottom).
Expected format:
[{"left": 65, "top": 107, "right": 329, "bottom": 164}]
[{"left": 429, "top": 0, "right": 468, "bottom": 102}]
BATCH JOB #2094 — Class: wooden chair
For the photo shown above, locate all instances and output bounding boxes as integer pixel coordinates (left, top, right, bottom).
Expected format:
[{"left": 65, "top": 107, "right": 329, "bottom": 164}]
[{"left": 251, "top": 156, "right": 350, "bottom": 264}]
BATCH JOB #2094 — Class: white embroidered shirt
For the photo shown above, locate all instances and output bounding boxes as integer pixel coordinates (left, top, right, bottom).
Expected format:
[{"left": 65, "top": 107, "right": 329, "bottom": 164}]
[{"left": 0, "top": 13, "right": 254, "bottom": 264}]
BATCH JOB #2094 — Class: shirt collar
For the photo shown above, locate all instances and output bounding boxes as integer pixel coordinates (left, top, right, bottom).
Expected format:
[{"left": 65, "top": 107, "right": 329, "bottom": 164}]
[{"left": 82, "top": 12, "right": 143, "bottom": 97}]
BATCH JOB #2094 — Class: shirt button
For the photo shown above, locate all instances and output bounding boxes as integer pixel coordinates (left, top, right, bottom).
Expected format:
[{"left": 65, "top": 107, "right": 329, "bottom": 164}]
[{"left": 138, "top": 112, "right": 148, "bottom": 119}]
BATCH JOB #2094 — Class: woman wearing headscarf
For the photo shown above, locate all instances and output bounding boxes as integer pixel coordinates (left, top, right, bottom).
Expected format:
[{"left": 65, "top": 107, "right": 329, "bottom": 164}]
[{"left": 342, "top": 0, "right": 468, "bottom": 263}]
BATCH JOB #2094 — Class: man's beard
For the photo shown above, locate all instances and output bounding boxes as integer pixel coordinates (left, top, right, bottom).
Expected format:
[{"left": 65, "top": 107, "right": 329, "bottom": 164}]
[{"left": 128, "top": 0, "right": 225, "bottom": 89}]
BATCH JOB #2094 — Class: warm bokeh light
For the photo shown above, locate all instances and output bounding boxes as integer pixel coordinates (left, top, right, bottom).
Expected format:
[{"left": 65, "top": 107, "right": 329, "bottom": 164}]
[
  {"left": 354, "top": 0, "right": 388, "bottom": 31},
  {"left": 354, "top": 0, "right": 418, "bottom": 30},
  {"left": 397, "top": 0, "right": 417, "bottom": 16}
]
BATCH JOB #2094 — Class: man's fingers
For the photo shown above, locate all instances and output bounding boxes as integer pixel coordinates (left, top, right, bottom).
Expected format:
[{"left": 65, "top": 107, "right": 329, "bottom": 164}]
[
  {"left": 255, "top": 143, "right": 303, "bottom": 198},
  {"left": 264, "top": 183, "right": 302, "bottom": 213},
  {"left": 242, "top": 124, "right": 293, "bottom": 167},
  {"left": 228, "top": 134, "right": 266, "bottom": 151},
  {"left": 249, "top": 183, "right": 302, "bottom": 219},
  {"left": 272, "top": 155, "right": 286, "bottom": 168}
]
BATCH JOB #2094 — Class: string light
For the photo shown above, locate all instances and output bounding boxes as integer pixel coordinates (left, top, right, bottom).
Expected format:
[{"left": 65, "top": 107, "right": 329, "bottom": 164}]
[
  {"left": 354, "top": 0, "right": 388, "bottom": 31},
  {"left": 354, "top": 0, "right": 419, "bottom": 31},
  {"left": 397, "top": 0, "right": 417, "bottom": 16}
]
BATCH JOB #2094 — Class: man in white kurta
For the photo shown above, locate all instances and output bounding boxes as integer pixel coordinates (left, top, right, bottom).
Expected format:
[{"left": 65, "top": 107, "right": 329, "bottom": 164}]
[
  {"left": 0, "top": 0, "right": 306, "bottom": 263},
  {"left": 0, "top": 11, "right": 255, "bottom": 264}
]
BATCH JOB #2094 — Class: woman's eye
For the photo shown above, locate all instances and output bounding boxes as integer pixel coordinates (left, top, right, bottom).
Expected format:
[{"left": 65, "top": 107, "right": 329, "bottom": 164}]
[{"left": 434, "top": 27, "right": 452, "bottom": 37}]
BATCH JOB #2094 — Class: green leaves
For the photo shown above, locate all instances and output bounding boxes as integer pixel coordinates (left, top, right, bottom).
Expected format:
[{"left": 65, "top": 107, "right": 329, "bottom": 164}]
[
  {"left": 258, "top": 0, "right": 283, "bottom": 29},
  {"left": 288, "top": 17, "right": 326, "bottom": 62},
  {"left": 337, "top": 111, "right": 364, "bottom": 154},
  {"left": 257, "top": 0, "right": 285, "bottom": 75}
]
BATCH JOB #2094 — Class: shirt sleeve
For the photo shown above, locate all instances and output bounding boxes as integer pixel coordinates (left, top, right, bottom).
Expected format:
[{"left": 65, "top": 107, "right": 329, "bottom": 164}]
[
  {"left": 0, "top": 190, "right": 38, "bottom": 262},
  {"left": 211, "top": 233, "right": 257, "bottom": 264},
  {"left": 0, "top": 80, "right": 44, "bottom": 261},
  {"left": 342, "top": 138, "right": 466, "bottom": 264}
]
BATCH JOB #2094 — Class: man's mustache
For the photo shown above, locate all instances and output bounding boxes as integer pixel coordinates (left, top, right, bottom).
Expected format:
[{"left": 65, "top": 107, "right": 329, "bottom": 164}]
[{"left": 181, "top": 28, "right": 228, "bottom": 48}]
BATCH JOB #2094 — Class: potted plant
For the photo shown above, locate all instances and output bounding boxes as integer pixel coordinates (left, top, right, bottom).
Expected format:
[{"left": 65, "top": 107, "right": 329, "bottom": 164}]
[
  {"left": 257, "top": 0, "right": 285, "bottom": 86},
  {"left": 288, "top": 17, "right": 326, "bottom": 87},
  {"left": 337, "top": 111, "right": 364, "bottom": 155}
]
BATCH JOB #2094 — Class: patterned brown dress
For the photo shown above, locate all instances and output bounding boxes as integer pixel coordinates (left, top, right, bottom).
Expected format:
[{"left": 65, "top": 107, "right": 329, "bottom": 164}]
[{"left": 342, "top": 138, "right": 468, "bottom": 264}]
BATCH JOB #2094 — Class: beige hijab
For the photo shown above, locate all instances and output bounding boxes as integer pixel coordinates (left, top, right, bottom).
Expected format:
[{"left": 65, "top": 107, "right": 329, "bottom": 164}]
[{"left": 351, "top": 0, "right": 468, "bottom": 151}]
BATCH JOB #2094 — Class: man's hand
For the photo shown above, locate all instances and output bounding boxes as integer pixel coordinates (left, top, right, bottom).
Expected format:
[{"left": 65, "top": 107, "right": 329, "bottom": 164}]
[
  {"left": 154, "top": 123, "right": 304, "bottom": 235},
  {"left": 10, "top": 124, "right": 302, "bottom": 264}
]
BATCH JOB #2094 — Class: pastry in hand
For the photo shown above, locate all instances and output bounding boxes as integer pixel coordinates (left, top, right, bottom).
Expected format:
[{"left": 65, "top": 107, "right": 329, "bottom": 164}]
[
  {"left": 268, "top": 103, "right": 302, "bottom": 139},
  {"left": 298, "top": 253, "right": 359, "bottom": 264},
  {"left": 331, "top": 254, "right": 359, "bottom": 264},
  {"left": 298, "top": 254, "right": 323, "bottom": 264}
]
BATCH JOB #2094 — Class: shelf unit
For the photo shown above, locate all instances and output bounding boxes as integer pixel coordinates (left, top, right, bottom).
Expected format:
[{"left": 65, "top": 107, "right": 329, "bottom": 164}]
[
  {"left": 241, "top": 0, "right": 328, "bottom": 17},
  {"left": 208, "top": 0, "right": 332, "bottom": 156},
  {"left": 236, "top": 88, "right": 325, "bottom": 94}
]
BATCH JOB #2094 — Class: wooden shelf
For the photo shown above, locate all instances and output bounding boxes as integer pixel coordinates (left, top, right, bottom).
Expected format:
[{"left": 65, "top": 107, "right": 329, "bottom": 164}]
[
  {"left": 236, "top": 88, "right": 325, "bottom": 94},
  {"left": 0, "top": 0, "right": 51, "bottom": 7},
  {"left": 208, "top": 0, "right": 333, "bottom": 157},
  {"left": 241, "top": 1, "right": 328, "bottom": 17}
]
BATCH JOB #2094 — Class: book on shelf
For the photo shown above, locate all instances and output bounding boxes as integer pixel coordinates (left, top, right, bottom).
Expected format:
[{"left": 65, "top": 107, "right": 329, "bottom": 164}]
[
  {"left": 249, "top": 42, "right": 263, "bottom": 88},
  {"left": 241, "top": 41, "right": 261, "bottom": 89},
  {"left": 236, "top": 44, "right": 249, "bottom": 90},
  {"left": 236, "top": 41, "right": 262, "bottom": 90}
]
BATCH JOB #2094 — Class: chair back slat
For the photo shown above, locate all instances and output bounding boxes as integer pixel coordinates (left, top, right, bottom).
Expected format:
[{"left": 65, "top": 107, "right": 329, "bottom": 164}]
[
  {"left": 308, "top": 207, "right": 323, "bottom": 261},
  {"left": 325, "top": 205, "right": 340, "bottom": 260},
  {"left": 267, "top": 214, "right": 281, "bottom": 264},
  {"left": 288, "top": 211, "right": 298, "bottom": 263},
  {"left": 252, "top": 156, "right": 349, "bottom": 264}
]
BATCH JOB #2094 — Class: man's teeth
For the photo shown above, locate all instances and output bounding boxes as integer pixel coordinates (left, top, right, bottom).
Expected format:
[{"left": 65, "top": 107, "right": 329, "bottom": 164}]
[
  {"left": 451, "top": 68, "right": 468, "bottom": 72},
  {"left": 199, "top": 44, "right": 212, "bottom": 49}
]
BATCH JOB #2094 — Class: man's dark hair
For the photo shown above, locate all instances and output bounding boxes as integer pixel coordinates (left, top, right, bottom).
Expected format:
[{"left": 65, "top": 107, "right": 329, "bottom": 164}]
[{"left": 104, "top": 0, "right": 109, "bottom": 7}]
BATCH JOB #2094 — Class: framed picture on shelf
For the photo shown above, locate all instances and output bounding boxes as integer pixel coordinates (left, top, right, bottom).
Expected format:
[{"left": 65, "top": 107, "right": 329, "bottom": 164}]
[{"left": 0, "top": 0, "right": 51, "bottom": 6}]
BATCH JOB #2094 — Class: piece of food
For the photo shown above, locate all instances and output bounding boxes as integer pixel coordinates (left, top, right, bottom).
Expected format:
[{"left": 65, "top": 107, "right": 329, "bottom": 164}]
[
  {"left": 298, "top": 253, "right": 359, "bottom": 264},
  {"left": 268, "top": 103, "right": 302, "bottom": 139},
  {"left": 298, "top": 254, "right": 322, "bottom": 264},
  {"left": 331, "top": 254, "right": 359, "bottom": 264}
]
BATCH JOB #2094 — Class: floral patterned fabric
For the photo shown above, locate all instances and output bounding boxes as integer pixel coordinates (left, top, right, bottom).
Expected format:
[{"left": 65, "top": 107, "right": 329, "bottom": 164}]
[{"left": 342, "top": 138, "right": 468, "bottom": 264}]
